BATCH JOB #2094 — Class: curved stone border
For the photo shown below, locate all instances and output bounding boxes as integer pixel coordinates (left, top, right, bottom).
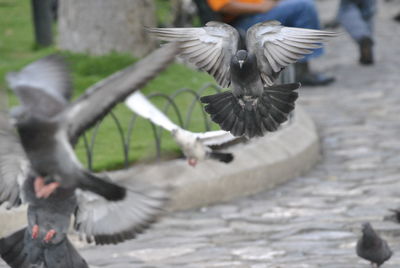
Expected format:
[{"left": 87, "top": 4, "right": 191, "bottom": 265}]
[
  {"left": 111, "top": 104, "right": 320, "bottom": 211},
  {"left": 0, "top": 105, "right": 319, "bottom": 236}
]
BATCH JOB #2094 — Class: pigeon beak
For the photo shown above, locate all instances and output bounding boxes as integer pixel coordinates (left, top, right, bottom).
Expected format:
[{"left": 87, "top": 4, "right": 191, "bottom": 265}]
[{"left": 238, "top": 60, "right": 244, "bottom": 69}]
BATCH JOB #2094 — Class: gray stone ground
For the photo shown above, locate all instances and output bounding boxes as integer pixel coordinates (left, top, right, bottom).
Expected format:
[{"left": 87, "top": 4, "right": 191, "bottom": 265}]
[{"left": 2, "top": 0, "right": 400, "bottom": 267}]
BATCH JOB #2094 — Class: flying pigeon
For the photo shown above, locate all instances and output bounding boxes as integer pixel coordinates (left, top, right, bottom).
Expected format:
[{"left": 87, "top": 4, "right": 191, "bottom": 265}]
[
  {"left": 356, "top": 222, "right": 392, "bottom": 267},
  {"left": 125, "top": 91, "right": 235, "bottom": 166},
  {"left": 148, "top": 20, "right": 336, "bottom": 138},
  {"left": 1, "top": 43, "right": 177, "bottom": 202}
]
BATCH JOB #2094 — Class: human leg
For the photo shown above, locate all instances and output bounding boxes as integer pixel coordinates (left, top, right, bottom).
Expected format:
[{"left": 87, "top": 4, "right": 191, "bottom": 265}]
[
  {"left": 232, "top": 0, "right": 323, "bottom": 60},
  {"left": 338, "top": 0, "right": 373, "bottom": 42},
  {"left": 338, "top": 0, "right": 375, "bottom": 64}
]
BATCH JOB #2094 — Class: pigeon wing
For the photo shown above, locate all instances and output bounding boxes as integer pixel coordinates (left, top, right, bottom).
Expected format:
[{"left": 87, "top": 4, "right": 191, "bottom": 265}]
[
  {"left": 7, "top": 55, "right": 72, "bottom": 118},
  {"left": 148, "top": 21, "right": 239, "bottom": 88},
  {"left": 0, "top": 99, "right": 30, "bottom": 208},
  {"left": 65, "top": 43, "right": 178, "bottom": 144},
  {"left": 74, "top": 181, "right": 169, "bottom": 245},
  {"left": 193, "top": 130, "right": 237, "bottom": 146},
  {"left": 125, "top": 91, "right": 178, "bottom": 132},
  {"left": 246, "top": 20, "right": 337, "bottom": 86},
  {"left": 7, "top": 54, "right": 72, "bottom": 102}
]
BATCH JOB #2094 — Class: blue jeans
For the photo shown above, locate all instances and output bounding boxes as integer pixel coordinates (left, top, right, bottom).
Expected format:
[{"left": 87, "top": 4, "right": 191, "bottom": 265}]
[
  {"left": 338, "top": 0, "right": 376, "bottom": 42},
  {"left": 231, "top": 0, "right": 323, "bottom": 62}
]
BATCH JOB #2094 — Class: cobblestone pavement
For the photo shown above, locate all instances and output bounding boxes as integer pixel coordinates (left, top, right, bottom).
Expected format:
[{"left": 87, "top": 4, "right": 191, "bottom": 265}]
[{"left": 2, "top": 1, "right": 400, "bottom": 268}]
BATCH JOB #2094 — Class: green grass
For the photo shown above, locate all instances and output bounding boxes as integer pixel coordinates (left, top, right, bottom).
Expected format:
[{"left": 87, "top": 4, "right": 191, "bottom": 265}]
[{"left": 1, "top": 0, "right": 218, "bottom": 171}]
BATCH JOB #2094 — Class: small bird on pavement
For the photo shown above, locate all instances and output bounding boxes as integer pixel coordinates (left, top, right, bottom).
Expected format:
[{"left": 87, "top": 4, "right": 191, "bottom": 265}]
[
  {"left": 148, "top": 20, "right": 336, "bottom": 138},
  {"left": 356, "top": 222, "right": 393, "bottom": 267}
]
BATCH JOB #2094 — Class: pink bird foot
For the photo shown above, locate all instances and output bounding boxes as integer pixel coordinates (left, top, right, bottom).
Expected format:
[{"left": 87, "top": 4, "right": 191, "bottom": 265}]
[
  {"left": 34, "top": 176, "right": 60, "bottom": 198},
  {"left": 43, "top": 229, "right": 57, "bottom": 243}
]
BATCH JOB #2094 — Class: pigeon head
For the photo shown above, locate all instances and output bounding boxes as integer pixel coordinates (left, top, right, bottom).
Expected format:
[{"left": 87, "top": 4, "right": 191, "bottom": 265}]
[
  {"left": 234, "top": 50, "right": 248, "bottom": 69},
  {"left": 361, "top": 222, "right": 375, "bottom": 235}
]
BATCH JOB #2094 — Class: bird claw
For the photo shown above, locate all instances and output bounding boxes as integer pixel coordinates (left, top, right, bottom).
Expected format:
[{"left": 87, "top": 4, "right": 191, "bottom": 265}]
[
  {"left": 31, "top": 224, "right": 39, "bottom": 239},
  {"left": 43, "top": 229, "right": 56, "bottom": 243},
  {"left": 188, "top": 158, "right": 197, "bottom": 167},
  {"left": 34, "top": 177, "right": 60, "bottom": 198}
]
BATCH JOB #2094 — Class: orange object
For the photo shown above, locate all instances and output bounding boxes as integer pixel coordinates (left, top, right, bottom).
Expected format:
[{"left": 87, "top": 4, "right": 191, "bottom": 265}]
[{"left": 207, "top": 0, "right": 263, "bottom": 12}]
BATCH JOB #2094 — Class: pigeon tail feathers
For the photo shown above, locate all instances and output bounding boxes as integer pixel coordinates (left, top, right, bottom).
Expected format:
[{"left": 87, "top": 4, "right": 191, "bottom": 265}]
[
  {"left": 78, "top": 172, "right": 126, "bottom": 201},
  {"left": 44, "top": 237, "right": 89, "bottom": 268},
  {"left": 209, "top": 151, "right": 234, "bottom": 163},
  {"left": 200, "top": 82, "right": 300, "bottom": 138}
]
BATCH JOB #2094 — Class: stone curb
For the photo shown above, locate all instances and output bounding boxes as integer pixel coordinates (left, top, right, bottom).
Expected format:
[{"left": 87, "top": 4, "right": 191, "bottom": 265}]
[{"left": 0, "top": 105, "right": 320, "bottom": 236}]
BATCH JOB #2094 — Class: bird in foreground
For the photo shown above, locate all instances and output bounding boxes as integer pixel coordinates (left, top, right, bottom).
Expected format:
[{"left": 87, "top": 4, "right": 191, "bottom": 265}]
[
  {"left": 356, "top": 222, "right": 393, "bottom": 267},
  {"left": 148, "top": 20, "right": 336, "bottom": 138},
  {"left": 0, "top": 44, "right": 177, "bottom": 267},
  {"left": 125, "top": 91, "right": 235, "bottom": 166},
  {"left": 3, "top": 43, "right": 176, "bottom": 200}
]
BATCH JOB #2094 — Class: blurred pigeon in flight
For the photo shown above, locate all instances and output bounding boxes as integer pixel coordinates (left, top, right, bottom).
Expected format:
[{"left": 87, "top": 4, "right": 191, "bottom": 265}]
[
  {"left": 148, "top": 20, "right": 336, "bottom": 138},
  {"left": 125, "top": 91, "right": 235, "bottom": 166},
  {"left": 356, "top": 222, "right": 392, "bottom": 267},
  {"left": 5, "top": 55, "right": 126, "bottom": 200},
  {"left": 2, "top": 43, "right": 177, "bottom": 201}
]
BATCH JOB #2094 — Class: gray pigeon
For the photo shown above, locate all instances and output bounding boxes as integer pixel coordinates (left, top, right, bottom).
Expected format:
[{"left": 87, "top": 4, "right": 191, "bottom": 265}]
[
  {"left": 356, "top": 222, "right": 393, "bottom": 267},
  {"left": 148, "top": 20, "right": 336, "bottom": 138},
  {"left": 2, "top": 43, "right": 177, "bottom": 201},
  {"left": 6, "top": 55, "right": 126, "bottom": 200}
]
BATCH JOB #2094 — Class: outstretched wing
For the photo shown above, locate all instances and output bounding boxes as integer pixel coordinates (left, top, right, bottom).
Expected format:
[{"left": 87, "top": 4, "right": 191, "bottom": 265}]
[
  {"left": 246, "top": 20, "right": 337, "bottom": 86},
  {"left": 0, "top": 94, "right": 29, "bottom": 208},
  {"left": 192, "top": 130, "right": 237, "bottom": 147},
  {"left": 6, "top": 55, "right": 72, "bottom": 118},
  {"left": 65, "top": 43, "right": 178, "bottom": 144},
  {"left": 148, "top": 21, "right": 239, "bottom": 88},
  {"left": 125, "top": 91, "right": 178, "bottom": 132},
  {"left": 74, "top": 180, "right": 169, "bottom": 245}
]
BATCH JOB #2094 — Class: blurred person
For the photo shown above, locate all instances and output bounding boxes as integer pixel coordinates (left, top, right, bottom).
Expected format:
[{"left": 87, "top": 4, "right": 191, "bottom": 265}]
[
  {"left": 205, "top": 0, "right": 335, "bottom": 86},
  {"left": 337, "top": 0, "right": 377, "bottom": 65}
]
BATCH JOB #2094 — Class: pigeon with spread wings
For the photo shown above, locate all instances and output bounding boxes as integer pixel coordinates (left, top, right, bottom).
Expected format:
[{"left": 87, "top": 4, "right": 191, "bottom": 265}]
[
  {"left": 125, "top": 91, "right": 235, "bottom": 166},
  {"left": 148, "top": 20, "right": 336, "bottom": 138}
]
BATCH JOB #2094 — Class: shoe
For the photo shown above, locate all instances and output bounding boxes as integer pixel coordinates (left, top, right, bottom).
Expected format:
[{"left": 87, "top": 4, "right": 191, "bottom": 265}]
[
  {"left": 394, "top": 12, "right": 400, "bottom": 23},
  {"left": 295, "top": 62, "right": 335, "bottom": 87},
  {"left": 359, "top": 37, "right": 374, "bottom": 65}
]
